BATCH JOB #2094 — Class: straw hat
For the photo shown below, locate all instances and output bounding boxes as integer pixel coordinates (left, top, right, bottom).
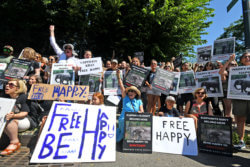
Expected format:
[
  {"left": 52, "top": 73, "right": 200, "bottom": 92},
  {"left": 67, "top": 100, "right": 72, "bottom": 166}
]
[{"left": 125, "top": 86, "right": 141, "bottom": 97}]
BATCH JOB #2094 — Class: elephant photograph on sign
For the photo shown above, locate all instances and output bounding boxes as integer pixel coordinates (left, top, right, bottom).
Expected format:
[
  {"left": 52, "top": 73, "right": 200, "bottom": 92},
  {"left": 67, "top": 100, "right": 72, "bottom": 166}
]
[
  {"left": 201, "top": 127, "right": 231, "bottom": 145},
  {"left": 201, "top": 81, "right": 220, "bottom": 93},
  {"left": 234, "top": 79, "right": 250, "bottom": 93},
  {"left": 125, "top": 121, "right": 151, "bottom": 141},
  {"left": 54, "top": 73, "right": 73, "bottom": 85}
]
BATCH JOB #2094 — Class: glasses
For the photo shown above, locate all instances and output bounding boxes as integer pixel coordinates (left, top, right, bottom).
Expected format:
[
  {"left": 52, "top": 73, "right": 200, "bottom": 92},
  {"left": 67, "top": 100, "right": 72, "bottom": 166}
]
[
  {"left": 6, "top": 83, "right": 18, "bottom": 89},
  {"left": 128, "top": 90, "right": 136, "bottom": 93},
  {"left": 65, "top": 47, "right": 72, "bottom": 50},
  {"left": 49, "top": 58, "right": 55, "bottom": 62},
  {"left": 196, "top": 92, "right": 205, "bottom": 95},
  {"left": 3, "top": 48, "right": 11, "bottom": 53},
  {"left": 242, "top": 56, "right": 250, "bottom": 59}
]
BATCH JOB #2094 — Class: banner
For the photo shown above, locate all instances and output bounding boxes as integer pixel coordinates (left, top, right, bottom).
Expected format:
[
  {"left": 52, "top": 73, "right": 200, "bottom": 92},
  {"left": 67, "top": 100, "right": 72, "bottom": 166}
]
[
  {"left": 197, "top": 45, "right": 212, "bottom": 63},
  {"left": 0, "top": 98, "right": 16, "bottom": 138},
  {"left": 212, "top": 37, "right": 235, "bottom": 61},
  {"left": 123, "top": 113, "right": 152, "bottom": 153},
  {"left": 173, "top": 55, "right": 182, "bottom": 68},
  {"left": 103, "top": 71, "right": 122, "bottom": 96},
  {"left": 196, "top": 69, "right": 223, "bottom": 97},
  {"left": 198, "top": 115, "right": 232, "bottom": 156},
  {"left": 227, "top": 66, "right": 250, "bottom": 100},
  {"left": 153, "top": 117, "right": 198, "bottom": 156},
  {"left": 77, "top": 57, "right": 103, "bottom": 75},
  {"left": 179, "top": 71, "right": 196, "bottom": 94},
  {"left": 3, "top": 59, "right": 31, "bottom": 79},
  {"left": 51, "top": 63, "right": 75, "bottom": 85},
  {"left": 124, "top": 65, "right": 149, "bottom": 88},
  {"left": 79, "top": 73, "right": 102, "bottom": 95},
  {"left": 152, "top": 68, "right": 174, "bottom": 95},
  {"left": 170, "top": 72, "right": 180, "bottom": 95},
  {"left": 30, "top": 102, "right": 116, "bottom": 163},
  {"left": 28, "top": 84, "right": 89, "bottom": 101}
]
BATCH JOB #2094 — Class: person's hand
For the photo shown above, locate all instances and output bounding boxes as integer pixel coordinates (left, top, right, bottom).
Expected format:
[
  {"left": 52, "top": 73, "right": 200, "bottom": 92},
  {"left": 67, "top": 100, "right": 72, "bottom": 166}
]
[
  {"left": 138, "top": 110, "right": 144, "bottom": 113},
  {"left": 49, "top": 25, "right": 55, "bottom": 32},
  {"left": 171, "top": 57, "right": 176, "bottom": 62},
  {"left": 194, "top": 63, "right": 199, "bottom": 67},
  {"left": 228, "top": 54, "right": 235, "bottom": 62},
  {"left": 6, "top": 112, "right": 15, "bottom": 121},
  {"left": 116, "top": 69, "right": 120, "bottom": 77},
  {"left": 149, "top": 84, "right": 152, "bottom": 89}
]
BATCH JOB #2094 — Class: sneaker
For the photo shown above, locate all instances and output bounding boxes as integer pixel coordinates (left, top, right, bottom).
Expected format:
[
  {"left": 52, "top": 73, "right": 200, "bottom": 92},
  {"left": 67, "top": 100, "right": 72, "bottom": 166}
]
[{"left": 234, "top": 140, "right": 246, "bottom": 150}]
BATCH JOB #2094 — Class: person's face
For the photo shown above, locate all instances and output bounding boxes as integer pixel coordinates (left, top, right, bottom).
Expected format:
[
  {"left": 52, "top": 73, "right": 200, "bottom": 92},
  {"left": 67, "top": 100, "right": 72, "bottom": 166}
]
[
  {"left": 166, "top": 100, "right": 175, "bottom": 109},
  {"left": 206, "top": 63, "right": 212, "bottom": 70},
  {"left": 127, "top": 89, "right": 137, "bottom": 99},
  {"left": 48, "top": 56, "right": 56, "bottom": 66},
  {"left": 241, "top": 53, "right": 250, "bottom": 66},
  {"left": 182, "top": 63, "right": 189, "bottom": 71},
  {"left": 216, "top": 62, "right": 223, "bottom": 69},
  {"left": 106, "top": 61, "right": 111, "bottom": 68},
  {"left": 92, "top": 96, "right": 101, "bottom": 105},
  {"left": 164, "top": 63, "right": 172, "bottom": 71},
  {"left": 35, "top": 55, "right": 40, "bottom": 62},
  {"left": 111, "top": 62, "right": 118, "bottom": 70},
  {"left": 5, "top": 81, "right": 18, "bottom": 95},
  {"left": 121, "top": 61, "right": 127, "bottom": 69},
  {"left": 151, "top": 60, "right": 157, "bottom": 69},
  {"left": 3, "top": 48, "right": 11, "bottom": 56},
  {"left": 84, "top": 51, "right": 92, "bottom": 59},
  {"left": 228, "top": 61, "right": 237, "bottom": 70},
  {"left": 199, "top": 66, "right": 204, "bottom": 71},
  {"left": 64, "top": 46, "right": 73, "bottom": 57},
  {"left": 132, "top": 58, "right": 140, "bottom": 66},
  {"left": 195, "top": 90, "right": 206, "bottom": 99},
  {"left": 29, "top": 76, "right": 36, "bottom": 85}
]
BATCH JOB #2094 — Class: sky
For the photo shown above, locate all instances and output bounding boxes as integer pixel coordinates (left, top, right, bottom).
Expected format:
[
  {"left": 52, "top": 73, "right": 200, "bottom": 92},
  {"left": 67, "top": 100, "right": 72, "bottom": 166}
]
[{"left": 191, "top": 0, "right": 242, "bottom": 61}]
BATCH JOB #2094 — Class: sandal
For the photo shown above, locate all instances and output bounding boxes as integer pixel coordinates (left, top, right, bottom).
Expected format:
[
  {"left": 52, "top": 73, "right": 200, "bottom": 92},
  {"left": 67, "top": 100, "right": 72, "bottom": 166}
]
[{"left": 0, "top": 142, "right": 21, "bottom": 156}]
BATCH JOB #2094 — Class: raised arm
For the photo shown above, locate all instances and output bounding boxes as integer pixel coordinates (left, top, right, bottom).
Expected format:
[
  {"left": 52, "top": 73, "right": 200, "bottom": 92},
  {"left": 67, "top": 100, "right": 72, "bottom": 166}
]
[
  {"left": 219, "top": 54, "right": 235, "bottom": 75},
  {"left": 49, "top": 25, "right": 63, "bottom": 56},
  {"left": 116, "top": 69, "right": 126, "bottom": 98}
]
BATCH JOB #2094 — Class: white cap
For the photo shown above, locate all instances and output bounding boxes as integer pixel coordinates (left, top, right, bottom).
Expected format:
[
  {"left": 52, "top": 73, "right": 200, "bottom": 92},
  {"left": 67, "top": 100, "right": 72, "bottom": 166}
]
[{"left": 165, "top": 96, "right": 175, "bottom": 102}]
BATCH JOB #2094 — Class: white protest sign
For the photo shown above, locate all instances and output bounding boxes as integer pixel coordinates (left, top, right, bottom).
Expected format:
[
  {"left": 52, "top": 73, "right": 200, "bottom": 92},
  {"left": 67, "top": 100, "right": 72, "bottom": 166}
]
[
  {"left": 51, "top": 63, "right": 75, "bottom": 85},
  {"left": 153, "top": 117, "right": 198, "bottom": 156},
  {"left": 31, "top": 102, "right": 116, "bottom": 163},
  {"left": 103, "top": 71, "right": 122, "bottom": 96},
  {"left": 78, "top": 57, "right": 103, "bottom": 75},
  {"left": 107, "top": 95, "right": 121, "bottom": 105},
  {"left": 212, "top": 37, "right": 235, "bottom": 61},
  {"left": 0, "top": 98, "right": 16, "bottom": 138}
]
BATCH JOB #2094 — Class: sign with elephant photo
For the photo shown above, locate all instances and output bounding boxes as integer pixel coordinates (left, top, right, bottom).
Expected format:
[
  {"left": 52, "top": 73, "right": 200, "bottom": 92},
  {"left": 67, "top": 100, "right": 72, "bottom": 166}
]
[
  {"left": 197, "top": 45, "right": 212, "bottom": 63},
  {"left": 51, "top": 63, "right": 75, "bottom": 85},
  {"left": 212, "top": 37, "right": 235, "bottom": 61},
  {"left": 103, "top": 71, "right": 123, "bottom": 95},
  {"left": 227, "top": 66, "right": 250, "bottom": 100},
  {"left": 170, "top": 72, "right": 180, "bottom": 95},
  {"left": 3, "top": 59, "right": 31, "bottom": 79},
  {"left": 196, "top": 70, "right": 223, "bottom": 97},
  {"left": 79, "top": 73, "right": 102, "bottom": 96},
  {"left": 28, "top": 84, "right": 89, "bottom": 101},
  {"left": 198, "top": 115, "right": 232, "bottom": 156},
  {"left": 179, "top": 71, "right": 196, "bottom": 94}
]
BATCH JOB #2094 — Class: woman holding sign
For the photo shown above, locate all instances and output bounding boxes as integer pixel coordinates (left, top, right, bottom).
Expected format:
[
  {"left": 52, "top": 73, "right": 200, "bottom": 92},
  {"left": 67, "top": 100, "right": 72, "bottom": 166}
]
[
  {"left": 1, "top": 79, "right": 30, "bottom": 155},
  {"left": 116, "top": 69, "right": 144, "bottom": 142}
]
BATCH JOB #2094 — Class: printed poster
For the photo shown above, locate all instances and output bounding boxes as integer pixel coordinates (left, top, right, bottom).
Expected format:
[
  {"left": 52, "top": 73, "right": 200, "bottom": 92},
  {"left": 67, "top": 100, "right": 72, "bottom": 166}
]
[
  {"left": 79, "top": 73, "right": 102, "bottom": 95},
  {"left": 170, "top": 72, "right": 180, "bottom": 95},
  {"left": 124, "top": 65, "right": 149, "bottom": 88},
  {"left": 212, "top": 37, "right": 235, "bottom": 61},
  {"left": 173, "top": 55, "right": 182, "bottom": 68},
  {"left": 103, "top": 71, "right": 123, "bottom": 96},
  {"left": 51, "top": 63, "right": 75, "bottom": 85},
  {"left": 197, "top": 45, "right": 212, "bottom": 63},
  {"left": 179, "top": 71, "right": 196, "bottom": 94},
  {"left": 3, "top": 59, "right": 31, "bottom": 79}
]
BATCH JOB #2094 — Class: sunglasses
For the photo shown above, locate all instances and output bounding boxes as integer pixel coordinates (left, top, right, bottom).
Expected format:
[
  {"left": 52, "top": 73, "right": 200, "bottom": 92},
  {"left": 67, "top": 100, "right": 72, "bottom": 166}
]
[
  {"left": 49, "top": 58, "right": 55, "bottom": 62},
  {"left": 230, "top": 63, "right": 237, "bottom": 66},
  {"left": 65, "top": 47, "right": 72, "bottom": 50},
  {"left": 196, "top": 92, "right": 205, "bottom": 95},
  {"left": 3, "top": 48, "right": 11, "bottom": 53},
  {"left": 243, "top": 56, "right": 250, "bottom": 59},
  {"left": 128, "top": 90, "right": 136, "bottom": 93},
  {"left": 6, "top": 83, "right": 18, "bottom": 89}
]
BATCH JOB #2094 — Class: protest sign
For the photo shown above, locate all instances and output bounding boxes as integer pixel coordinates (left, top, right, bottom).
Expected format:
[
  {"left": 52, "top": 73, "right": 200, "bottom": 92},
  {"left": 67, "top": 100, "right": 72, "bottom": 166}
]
[
  {"left": 3, "top": 59, "right": 31, "bottom": 79},
  {"left": 152, "top": 117, "right": 198, "bottom": 156},
  {"left": 123, "top": 113, "right": 152, "bottom": 153},
  {"left": 179, "top": 71, "right": 196, "bottom": 94},
  {"left": 173, "top": 55, "right": 182, "bottom": 68},
  {"left": 0, "top": 63, "right": 7, "bottom": 89},
  {"left": 170, "top": 72, "right": 180, "bottom": 95},
  {"left": 28, "top": 84, "right": 89, "bottom": 101},
  {"left": 198, "top": 115, "right": 232, "bottom": 156},
  {"left": 197, "top": 45, "right": 212, "bottom": 63},
  {"left": 51, "top": 63, "right": 75, "bottom": 85},
  {"left": 107, "top": 95, "right": 121, "bottom": 105},
  {"left": 0, "top": 98, "right": 16, "bottom": 138},
  {"left": 103, "top": 71, "right": 122, "bottom": 95},
  {"left": 196, "top": 70, "right": 223, "bottom": 97},
  {"left": 124, "top": 65, "right": 149, "bottom": 88},
  {"left": 77, "top": 57, "right": 102, "bottom": 75},
  {"left": 134, "top": 52, "right": 144, "bottom": 63},
  {"left": 79, "top": 73, "right": 102, "bottom": 95},
  {"left": 151, "top": 68, "right": 174, "bottom": 95},
  {"left": 227, "top": 66, "right": 250, "bottom": 100},
  {"left": 212, "top": 37, "right": 235, "bottom": 61},
  {"left": 30, "top": 102, "right": 116, "bottom": 163}
]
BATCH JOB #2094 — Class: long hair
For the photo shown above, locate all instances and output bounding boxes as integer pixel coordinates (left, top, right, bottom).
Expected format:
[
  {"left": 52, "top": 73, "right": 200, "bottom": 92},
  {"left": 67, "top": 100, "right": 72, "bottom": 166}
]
[
  {"left": 8, "top": 78, "right": 27, "bottom": 94},
  {"left": 92, "top": 92, "right": 104, "bottom": 104}
]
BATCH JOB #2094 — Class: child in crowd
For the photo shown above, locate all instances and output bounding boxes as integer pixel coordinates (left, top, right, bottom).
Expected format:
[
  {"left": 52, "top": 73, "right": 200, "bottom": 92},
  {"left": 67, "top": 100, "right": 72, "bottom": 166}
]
[
  {"left": 158, "top": 96, "right": 182, "bottom": 117},
  {"left": 92, "top": 92, "right": 104, "bottom": 105}
]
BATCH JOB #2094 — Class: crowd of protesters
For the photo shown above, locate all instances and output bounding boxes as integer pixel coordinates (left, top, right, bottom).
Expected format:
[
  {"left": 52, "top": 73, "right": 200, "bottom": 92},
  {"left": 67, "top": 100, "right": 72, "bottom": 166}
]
[{"left": 0, "top": 25, "right": 249, "bottom": 156}]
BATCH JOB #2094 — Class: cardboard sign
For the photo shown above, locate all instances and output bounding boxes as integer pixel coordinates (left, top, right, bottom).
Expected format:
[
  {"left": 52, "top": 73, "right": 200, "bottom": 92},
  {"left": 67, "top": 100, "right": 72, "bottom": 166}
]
[
  {"left": 179, "top": 71, "right": 197, "bottom": 94},
  {"left": 227, "top": 66, "right": 250, "bottom": 100},
  {"left": 103, "top": 71, "right": 122, "bottom": 96},
  {"left": 0, "top": 98, "right": 16, "bottom": 138},
  {"left": 123, "top": 113, "right": 152, "bottom": 153},
  {"left": 28, "top": 84, "right": 89, "bottom": 101},
  {"left": 51, "top": 63, "right": 75, "bottom": 85},
  {"left": 196, "top": 70, "right": 224, "bottom": 97},
  {"left": 212, "top": 37, "right": 235, "bottom": 61},
  {"left": 198, "top": 115, "right": 232, "bottom": 156},
  {"left": 30, "top": 102, "right": 116, "bottom": 163},
  {"left": 3, "top": 59, "right": 31, "bottom": 79},
  {"left": 152, "top": 68, "right": 175, "bottom": 95},
  {"left": 152, "top": 117, "right": 198, "bottom": 156},
  {"left": 124, "top": 65, "right": 149, "bottom": 88},
  {"left": 77, "top": 57, "right": 103, "bottom": 75},
  {"left": 197, "top": 45, "right": 212, "bottom": 63},
  {"left": 170, "top": 72, "right": 180, "bottom": 95},
  {"left": 79, "top": 73, "right": 102, "bottom": 95},
  {"left": 173, "top": 55, "right": 182, "bottom": 68}
]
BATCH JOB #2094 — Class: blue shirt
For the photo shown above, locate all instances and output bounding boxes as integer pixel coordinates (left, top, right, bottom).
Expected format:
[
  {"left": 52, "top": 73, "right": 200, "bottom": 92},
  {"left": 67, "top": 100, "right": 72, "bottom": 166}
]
[{"left": 119, "top": 95, "right": 142, "bottom": 120}]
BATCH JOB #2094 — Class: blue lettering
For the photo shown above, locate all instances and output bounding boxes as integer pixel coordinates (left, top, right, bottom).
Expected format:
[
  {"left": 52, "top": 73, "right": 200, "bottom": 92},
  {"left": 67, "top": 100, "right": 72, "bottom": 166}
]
[
  {"left": 70, "top": 112, "right": 78, "bottom": 129},
  {"left": 98, "top": 144, "right": 106, "bottom": 160},
  {"left": 72, "top": 86, "right": 79, "bottom": 97},
  {"left": 66, "top": 86, "right": 73, "bottom": 97},
  {"left": 52, "top": 86, "right": 60, "bottom": 98},
  {"left": 99, "top": 131, "right": 106, "bottom": 143},
  {"left": 79, "top": 86, "right": 87, "bottom": 97},
  {"left": 38, "top": 134, "right": 55, "bottom": 159},
  {"left": 59, "top": 117, "right": 69, "bottom": 131},
  {"left": 59, "top": 87, "right": 66, "bottom": 97},
  {"left": 53, "top": 133, "right": 72, "bottom": 159}
]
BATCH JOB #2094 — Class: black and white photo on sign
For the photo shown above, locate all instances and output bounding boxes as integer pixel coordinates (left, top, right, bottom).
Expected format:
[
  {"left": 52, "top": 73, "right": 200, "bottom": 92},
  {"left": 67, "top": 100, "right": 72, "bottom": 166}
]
[
  {"left": 173, "top": 55, "right": 182, "bottom": 68},
  {"left": 79, "top": 73, "right": 102, "bottom": 94},
  {"left": 227, "top": 66, "right": 250, "bottom": 100},
  {"left": 196, "top": 70, "right": 223, "bottom": 97},
  {"left": 170, "top": 72, "right": 180, "bottom": 95},
  {"left": 152, "top": 68, "right": 175, "bottom": 95},
  {"left": 4, "top": 59, "right": 31, "bottom": 79},
  {"left": 212, "top": 37, "right": 235, "bottom": 61},
  {"left": 50, "top": 63, "right": 75, "bottom": 85},
  {"left": 77, "top": 57, "right": 103, "bottom": 75},
  {"left": 103, "top": 70, "right": 122, "bottom": 95},
  {"left": 197, "top": 45, "right": 212, "bottom": 63},
  {"left": 179, "top": 71, "right": 197, "bottom": 94}
]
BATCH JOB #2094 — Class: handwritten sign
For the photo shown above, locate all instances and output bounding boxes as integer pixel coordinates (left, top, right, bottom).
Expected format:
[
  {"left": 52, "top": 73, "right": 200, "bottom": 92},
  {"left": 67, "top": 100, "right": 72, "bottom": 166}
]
[
  {"left": 0, "top": 98, "right": 16, "bottom": 138},
  {"left": 28, "top": 84, "right": 89, "bottom": 101},
  {"left": 152, "top": 117, "right": 198, "bottom": 156},
  {"left": 78, "top": 57, "right": 103, "bottom": 75},
  {"left": 30, "top": 102, "right": 116, "bottom": 163},
  {"left": 198, "top": 115, "right": 232, "bottom": 156},
  {"left": 51, "top": 63, "right": 75, "bottom": 85}
]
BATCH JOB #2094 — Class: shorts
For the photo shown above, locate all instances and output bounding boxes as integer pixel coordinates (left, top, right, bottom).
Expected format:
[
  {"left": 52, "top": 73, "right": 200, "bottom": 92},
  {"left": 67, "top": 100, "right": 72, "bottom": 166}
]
[
  {"left": 18, "top": 117, "right": 31, "bottom": 132},
  {"left": 232, "top": 100, "right": 250, "bottom": 117}
]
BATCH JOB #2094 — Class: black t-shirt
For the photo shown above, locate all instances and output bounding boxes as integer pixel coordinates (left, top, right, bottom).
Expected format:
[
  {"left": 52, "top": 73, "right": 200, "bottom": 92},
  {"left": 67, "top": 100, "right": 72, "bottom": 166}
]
[
  {"left": 27, "top": 61, "right": 40, "bottom": 76},
  {"left": 146, "top": 71, "right": 156, "bottom": 84},
  {"left": 159, "top": 106, "right": 180, "bottom": 117},
  {"left": 13, "top": 93, "right": 30, "bottom": 113}
]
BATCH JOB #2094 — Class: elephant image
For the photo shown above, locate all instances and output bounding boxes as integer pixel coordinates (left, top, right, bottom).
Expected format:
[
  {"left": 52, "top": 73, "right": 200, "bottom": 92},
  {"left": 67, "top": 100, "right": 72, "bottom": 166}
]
[
  {"left": 234, "top": 79, "right": 250, "bottom": 93},
  {"left": 199, "top": 53, "right": 211, "bottom": 61},
  {"left": 201, "top": 81, "right": 220, "bottom": 93},
  {"left": 55, "top": 73, "right": 73, "bottom": 85}
]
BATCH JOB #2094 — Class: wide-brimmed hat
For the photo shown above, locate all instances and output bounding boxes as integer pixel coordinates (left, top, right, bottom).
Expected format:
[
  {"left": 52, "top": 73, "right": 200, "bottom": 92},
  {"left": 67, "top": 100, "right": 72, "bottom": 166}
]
[{"left": 125, "top": 86, "right": 141, "bottom": 97}]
